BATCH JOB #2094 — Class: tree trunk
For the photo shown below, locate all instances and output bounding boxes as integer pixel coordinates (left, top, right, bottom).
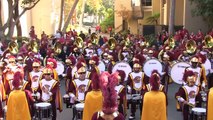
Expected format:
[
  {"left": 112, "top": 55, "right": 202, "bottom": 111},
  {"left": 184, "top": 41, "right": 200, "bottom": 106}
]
[
  {"left": 14, "top": 2, "right": 22, "bottom": 37},
  {"left": 169, "top": 0, "right": 175, "bottom": 35},
  {"left": 0, "top": 0, "right": 5, "bottom": 40},
  {"left": 58, "top": 0, "right": 65, "bottom": 31},
  {"left": 62, "top": 0, "right": 79, "bottom": 32},
  {"left": 79, "top": 0, "right": 86, "bottom": 28}
]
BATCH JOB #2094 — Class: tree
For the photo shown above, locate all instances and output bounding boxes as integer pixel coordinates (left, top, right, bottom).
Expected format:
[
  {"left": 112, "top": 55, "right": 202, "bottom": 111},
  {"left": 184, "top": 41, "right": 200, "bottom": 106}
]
[
  {"left": 0, "top": 0, "right": 40, "bottom": 40},
  {"left": 146, "top": 13, "right": 160, "bottom": 25},
  {"left": 62, "top": 0, "right": 79, "bottom": 32},
  {"left": 169, "top": 0, "right": 175, "bottom": 35},
  {"left": 58, "top": 0, "right": 65, "bottom": 31},
  {"left": 190, "top": 0, "right": 213, "bottom": 28}
]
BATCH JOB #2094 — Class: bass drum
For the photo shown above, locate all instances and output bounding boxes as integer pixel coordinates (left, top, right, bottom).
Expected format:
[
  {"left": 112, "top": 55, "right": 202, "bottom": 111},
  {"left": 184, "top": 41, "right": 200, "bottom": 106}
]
[
  {"left": 112, "top": 62, "right": 132, "bottom": 81},
  {"left": 98, "top": 61, "right": 106, "bottom": 73},
  {"left": 143, "top": 59, "right": 163, "bottom": 77},
  {"left": 170, "top": 61, "right": 190, "bottom": 84},
  {"left": 56, "top": 61, "right": 65, "bottom": 76}
]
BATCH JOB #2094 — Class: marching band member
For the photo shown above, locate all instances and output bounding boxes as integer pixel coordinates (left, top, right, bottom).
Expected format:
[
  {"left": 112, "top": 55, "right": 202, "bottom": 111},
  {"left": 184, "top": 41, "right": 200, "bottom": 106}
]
[
  {"left": 28, "top": 59, "right": 42, "bottom": 93},
  {"left": 115, "top": 70, "right": 127, "bottom": 116},
  {"left": 89, "top": 56, "right": 100, "bottom": 78},
  {"left": 91, "top": 72, "right": 125, "bottom": 120},
  {"left": 38, "top": 67, "right": 62, "bottom": 120},
  {"left": 41, "top": 58, "right": 59, "bottom": 81},
  {"left": 175, "top": 70, "right": 202, "bottom": 120},
  {"left": 68, "top": 62, "right": 92, "bottom": 119},
  {"left": 73, "top": 58, "right": 91, "bottom": 79},
  {"left": 186, "top": 56, "right": 207, "bottom": 89},
  {"left": 6, "top": 72, "right": 32, "bottom": 120},
  {"left": 127, "top": 61, "right": 145, "bottom": 119},
  {"left": 16, "top": 55, "right": 25, "bottom": 67},
  {"left": 65, "top": 56, "right": 76, "bottom": 93},
  {"left": 141, "top": 70, "right": 167, "bottom": 120},
  {"left": 83, "top": 73, "right": 103, "bottom": 120},
  {"left": 0, "top": 69, "right": 6, "bottom": 119},
  {"left": 107, "top": 53, "right": 116, "bottom": 74},
  {"left": 68, "top": 62, "right": 92, "bottom": 103},
  {"left": 207, "top": 87, "right": 213, "bottom": 120},
  {"left": 143, "top": 70, "right": 165, "bottom": 94},
  {"left": 101, "top": 52, "right": 109, "bottom": 70}
]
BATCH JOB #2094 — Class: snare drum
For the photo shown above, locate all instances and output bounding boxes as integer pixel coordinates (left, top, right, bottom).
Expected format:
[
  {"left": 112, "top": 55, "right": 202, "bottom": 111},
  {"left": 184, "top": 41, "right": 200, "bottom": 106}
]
[
  {"left": 35, "top": 102, "right": 52, "bottom": 119},
  {"left": 191, "top": 107, "right": 206, "bottom": 120},
  {"left": 131, "top": 94, "right": 142, "bottom": 102},
  {"left": 75, "top": 103, "right": 84, "bottom": 119}
]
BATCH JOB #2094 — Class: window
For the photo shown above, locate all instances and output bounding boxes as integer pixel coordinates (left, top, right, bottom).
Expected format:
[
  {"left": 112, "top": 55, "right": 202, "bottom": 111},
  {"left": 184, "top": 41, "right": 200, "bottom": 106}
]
[{"left": 142, "top": 0, "right": 152, "bottom": 6}]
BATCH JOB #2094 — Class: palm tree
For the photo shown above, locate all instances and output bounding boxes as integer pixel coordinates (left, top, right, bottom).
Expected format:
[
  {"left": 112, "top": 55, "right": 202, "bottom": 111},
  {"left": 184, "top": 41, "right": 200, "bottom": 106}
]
[{"left": 146, "top": 13, "right": 160, "bottom": 25}]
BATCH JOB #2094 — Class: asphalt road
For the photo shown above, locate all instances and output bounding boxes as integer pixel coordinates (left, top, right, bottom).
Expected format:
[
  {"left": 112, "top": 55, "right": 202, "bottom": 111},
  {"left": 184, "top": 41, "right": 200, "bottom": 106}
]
[{"left": 57, "top": 79, "right": 183, "bottom": 120}]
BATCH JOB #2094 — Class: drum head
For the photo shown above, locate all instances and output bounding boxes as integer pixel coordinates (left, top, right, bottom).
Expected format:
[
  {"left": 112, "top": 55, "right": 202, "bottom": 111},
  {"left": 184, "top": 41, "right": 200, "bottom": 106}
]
[
  {"left": 63, "top": 94, "right": 69, "bottom": 98},
  {"left": 112, "top": 62, "right": 132, "bottom": 81},
  {"left": 192, "top": 107, "right": 206, "bottom": 113},
  {"left": 56, "top": 61, "right": 65, "bottom": 75},
  {"left": 75, "top": 103, "right": 84, "bottom": 111},
  {"left": 98, "top": 61, "right": 105, "bottom": 73},
  {"left": 170, "top": 62, "right": 190, "bottom": 84},
  {"left": 143, "top": 59, "right": 163, "bottom": 77},
  {"left": 35, "top": 102, "right": 51, "bottom": 109}
]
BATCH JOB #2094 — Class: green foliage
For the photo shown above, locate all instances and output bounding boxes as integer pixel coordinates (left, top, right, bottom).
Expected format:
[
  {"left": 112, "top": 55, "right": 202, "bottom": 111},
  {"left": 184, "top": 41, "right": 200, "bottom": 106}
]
[
  {"left": 144, "top": 34, "right": 156, "bottom": 47},
  {"left": 189, "top": 0, "right": 213, "bottom": 28},
  {"left": 146, "top": 13, "right": 160, "bottom": 25},
  {"left": 100, "top": 8, "right": 114, "bottom": 32}
]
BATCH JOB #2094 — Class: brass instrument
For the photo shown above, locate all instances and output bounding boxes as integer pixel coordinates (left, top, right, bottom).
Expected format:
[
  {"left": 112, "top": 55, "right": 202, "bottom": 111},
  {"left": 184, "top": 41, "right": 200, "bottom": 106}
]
[
  {"left": 185, "top": 39, "right": 197, "bottom": 54},
  {"left": 28, "top": 40, "right": 39, "bottom": 53},
  {"left": 8, "top": 41, "right": 19, "bottom": 55},
  {"left": 108, "top": 37, "right": 117, "bottom": 50},
  {"left": 53, "top": 41, "right": 62, "bottom": 55},
  {"left": 165, "top": 37, "right": 175, "bottom": 48},
  {"left": 74, "top": 37, "right": 84, "bottom": 49},
  {"left": 204, "top": 35, "right": 213, "bottom": 48},
  {"left": 91, "top": 33, "right": 99, "bottom": 45}
]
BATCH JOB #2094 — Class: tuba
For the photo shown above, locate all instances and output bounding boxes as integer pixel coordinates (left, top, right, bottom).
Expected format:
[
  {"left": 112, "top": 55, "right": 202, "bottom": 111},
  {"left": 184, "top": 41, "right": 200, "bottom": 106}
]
[
  {"left": 53, "top": 41, "right": 62, "bottom": 55},
  {"left": 8, "top": 41, "right": 19, "bottom": 55},
  {"left": 203, "top": 35, "right": 213, "bottom": 49},
  {"left": 74, "top": 37, "right": 84, "bottom": 49},
  {"left": 28, "top": 40, "right": 39, "bottom": 53},
  {"left": 108, "top": 37, "right": 117, "bottom": 50},
  {"left": 165, "top": 37, "right": 175, "bottom": 49},
  {"left": 91, "top": 33, "right": 99, "bottom": 45},
  {"left": 185, "top": 39, "right": 197, "bottom": 55}
]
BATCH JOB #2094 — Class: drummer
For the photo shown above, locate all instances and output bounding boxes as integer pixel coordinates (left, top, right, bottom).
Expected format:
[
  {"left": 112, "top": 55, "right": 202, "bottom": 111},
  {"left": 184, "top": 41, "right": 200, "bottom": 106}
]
[
  {"left": 175, "top": 70, "right": 202, "bottom": 120},
  {"left": 37, "top": 66, "right": 62, "bottom": 120},
  {"left": 127, "top": 61, "right": 145, "bottom": 119},
  {"left": 68, "top": 62, "right": 92, "bottom": 119},
  {"left": 115, "top": 70, "right": 127, "bottom": 116},
  {"left": 186, "top": 56, "right": 207, "bottom": 89},
  {"left": 28, "top": 59, "right": 42, "bottom": 94},
  {"left": 64, "top": 56, "right": 76, "bottom": 93}
]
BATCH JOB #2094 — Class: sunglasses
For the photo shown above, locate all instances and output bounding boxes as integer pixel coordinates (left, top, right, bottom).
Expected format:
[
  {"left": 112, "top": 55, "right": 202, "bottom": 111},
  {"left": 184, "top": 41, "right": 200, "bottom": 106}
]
[
  {"left": 44, "top": 74, "right": 51, "bottom": 75},
  {"left": 9, "top": 61, "right": 15, "bottom": 63},
  {"left": 78, "top": 72, "right": 86, "bottom": 75},
  {"left": 33, "top": 66, "right": 39, "bottom": 68}
]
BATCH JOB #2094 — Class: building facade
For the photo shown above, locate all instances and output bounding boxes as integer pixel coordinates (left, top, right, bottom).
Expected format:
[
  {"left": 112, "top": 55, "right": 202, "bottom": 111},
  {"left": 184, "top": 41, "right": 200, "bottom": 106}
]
[{"left": 114, "top": 0, "right": 209, "bottom": 35}]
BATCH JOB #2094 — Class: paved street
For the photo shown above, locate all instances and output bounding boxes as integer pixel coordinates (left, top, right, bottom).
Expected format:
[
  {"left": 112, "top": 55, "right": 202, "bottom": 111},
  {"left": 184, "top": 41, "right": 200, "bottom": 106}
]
[{"left": 57, "top": 79, "right": 183, "bottom": 120}]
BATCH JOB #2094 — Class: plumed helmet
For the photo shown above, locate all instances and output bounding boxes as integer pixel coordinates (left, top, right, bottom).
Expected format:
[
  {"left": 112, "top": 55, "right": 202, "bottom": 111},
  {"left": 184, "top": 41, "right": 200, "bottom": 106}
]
[
  {"left": 89, "top": 56, "right": 99, "bottom": 65},
  {"left": 149, "top": 70, "right": 161, "bottom": 91},
  {"left": 47, "top": 58, "right": 57, "bottom": 69}
]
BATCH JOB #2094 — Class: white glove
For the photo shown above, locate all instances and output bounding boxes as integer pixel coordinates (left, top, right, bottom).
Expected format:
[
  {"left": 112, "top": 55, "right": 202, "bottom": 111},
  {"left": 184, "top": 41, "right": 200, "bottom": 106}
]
[
  {"left": 177, "top": 97, "right": 185, "bottom": 102},
  {"left": 202, "top": 82, "right": 206, "bottom": 88}
]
